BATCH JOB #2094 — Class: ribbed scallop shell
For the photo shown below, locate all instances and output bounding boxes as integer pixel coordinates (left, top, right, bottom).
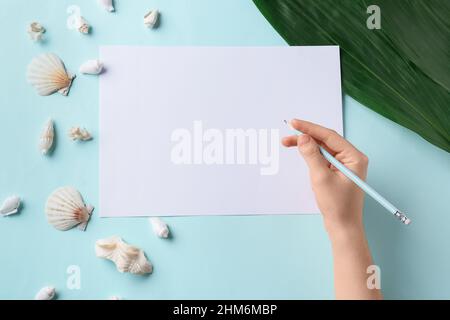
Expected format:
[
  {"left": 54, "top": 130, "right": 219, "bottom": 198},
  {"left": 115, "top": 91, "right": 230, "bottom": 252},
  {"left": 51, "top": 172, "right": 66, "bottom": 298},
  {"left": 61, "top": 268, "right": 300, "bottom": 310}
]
[
  {"left": 45, "top": 186, "right": 93, "bottom": 231},
  {"left": 27, "top": 53, "right": 75, "bottom": 96},
  {"left": 95, "top": 236, "right": 153, "bottom": 275}
]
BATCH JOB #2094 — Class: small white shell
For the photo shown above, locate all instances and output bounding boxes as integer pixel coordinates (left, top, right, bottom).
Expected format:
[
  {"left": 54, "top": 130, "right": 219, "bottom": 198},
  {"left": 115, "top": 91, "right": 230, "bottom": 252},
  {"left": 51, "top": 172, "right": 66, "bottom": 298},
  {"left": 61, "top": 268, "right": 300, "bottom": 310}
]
[
  {"left": 27, "top": 53, "right": 75, "bottom": 96},
  {"left": 95, "top": 236, "right": 153, "bottom": 275},
  {"left": 45, "top": 186, "right": 94, "bottom": 231},
  {"left": 39, "top": 119, "right": 54, "bottom": 155},
  {"left": 144, "top": 10, "right": 159, "bottom": 28},
  {"left": 35, "top": 286, "right": 56, "bottom": 300},
  {"left": 79, "top": 59, "right": 103, "bottom": 75},
  {"left": 27, "top": 22, "right": 45, "bottom": 41},
  {"left": 149, "top": 217, "right": 170, "bottom": 238},
  {"left": 68, "top": 127, "right": 93, "bottom": 141},
  {"left": 0, "top": 195, "right": 21, "bottom": 216},
  {"left": 75, "top": 16, "right": 90, "bottom": 34},
  {"left": 98, "top": 0, "right": 114, "bottom": 12},
  {"left": 109, "top": 296, "right": 122, "bottom": 300}
]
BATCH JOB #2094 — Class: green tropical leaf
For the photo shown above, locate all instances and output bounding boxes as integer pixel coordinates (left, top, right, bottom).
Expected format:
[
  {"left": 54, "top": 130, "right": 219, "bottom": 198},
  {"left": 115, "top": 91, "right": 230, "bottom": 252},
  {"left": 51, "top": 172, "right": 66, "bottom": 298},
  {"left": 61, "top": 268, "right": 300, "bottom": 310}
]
[{"left": 253, "top": 0, "right": 450, "bottom": 152}]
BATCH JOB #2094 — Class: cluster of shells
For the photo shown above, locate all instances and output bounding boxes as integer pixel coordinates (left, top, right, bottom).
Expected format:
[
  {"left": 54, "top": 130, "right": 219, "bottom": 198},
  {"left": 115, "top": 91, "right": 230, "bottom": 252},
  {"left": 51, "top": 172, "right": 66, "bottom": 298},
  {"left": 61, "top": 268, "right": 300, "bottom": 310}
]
[{"left": 1, "top": 0, "right": 167, "bottom": 300}]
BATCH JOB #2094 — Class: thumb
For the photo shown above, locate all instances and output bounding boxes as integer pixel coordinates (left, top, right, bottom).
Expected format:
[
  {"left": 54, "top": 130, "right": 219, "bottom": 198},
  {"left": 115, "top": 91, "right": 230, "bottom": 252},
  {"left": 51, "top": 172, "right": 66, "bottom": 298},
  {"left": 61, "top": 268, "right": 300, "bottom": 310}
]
[{"left": 297, "top": 134, "right": 329, "bottom": 174}]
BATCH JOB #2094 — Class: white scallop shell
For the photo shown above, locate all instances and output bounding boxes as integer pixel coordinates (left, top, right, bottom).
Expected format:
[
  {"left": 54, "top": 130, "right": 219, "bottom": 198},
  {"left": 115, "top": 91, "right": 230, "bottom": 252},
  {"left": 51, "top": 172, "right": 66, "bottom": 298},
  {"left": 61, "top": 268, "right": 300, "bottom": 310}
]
[
  {"left": 39, "top": 119, "right": 54, "bottom": 155},
  {"left": 45, "top": 186, "right": 94, "bottom": 231},
  {"left": 27, "top": 22, "right": 45, "bottom": 41},
  {"left": 98, "top": 0, "right": 114, "bottom": 12},
  {"left": 27, "top": 53, "right": 75, "bottom": 96},
  {"left": 35, "top": 286, "right": 56, "bottom": 300},
  {"left": 144, "top": 9, "right": 159, "bottom": 28},
  {"left": 149, "top": 217, "right": 169, "bottom": 238},
  {"left": 0, "top": 195, "right": 21, "bottom": 216},
  {"left": 95, "top": 236, "right": 153, "bottom": 275},
  {"left": 79, "top": 59, "right": 103, "bottom": 75}
]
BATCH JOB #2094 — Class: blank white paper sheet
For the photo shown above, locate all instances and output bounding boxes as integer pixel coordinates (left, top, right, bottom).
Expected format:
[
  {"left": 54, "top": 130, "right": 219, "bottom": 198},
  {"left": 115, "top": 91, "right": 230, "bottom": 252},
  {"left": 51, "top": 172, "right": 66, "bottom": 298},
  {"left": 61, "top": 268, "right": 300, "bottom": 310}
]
[{"left": 99, "top": 46, "right": 342, "bottom": 217}]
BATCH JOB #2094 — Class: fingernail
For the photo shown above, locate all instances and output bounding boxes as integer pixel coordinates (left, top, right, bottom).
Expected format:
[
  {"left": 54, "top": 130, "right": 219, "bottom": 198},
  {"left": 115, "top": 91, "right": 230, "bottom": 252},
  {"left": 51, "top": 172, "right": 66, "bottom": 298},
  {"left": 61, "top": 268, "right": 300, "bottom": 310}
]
[{"left": 298, "top": 134, "right": 310, "bottom": 146}]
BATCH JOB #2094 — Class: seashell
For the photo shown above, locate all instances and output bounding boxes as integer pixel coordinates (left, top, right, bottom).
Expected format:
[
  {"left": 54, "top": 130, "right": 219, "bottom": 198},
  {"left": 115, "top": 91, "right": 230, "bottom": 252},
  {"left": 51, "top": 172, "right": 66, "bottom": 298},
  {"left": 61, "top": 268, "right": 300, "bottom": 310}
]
[
  {"left": 68, "top": 126, "right": 93, "bottom": 141},
  {"left": 45, "top": 186, "right": 94, "bottom": 231},
  {"left": 0, "top": 195, "right": 21, "bottom": 216},
  {"left": 27, "top": 53, "right": 75, "bottom": 96},
  {"left": 39, "top": 119, "right": 54, "bottom": 155},
  {"left": 109, "top": 296, "right": 122, "bottom": 300},
  {"left": 95, "top": 236, "right": 153, "bottom": 275},
  {"left": 144, "top": 9, "right": 159, "bottom": 28},
  {"left": 149, "top": 217, "right": 170, "bottom": 238},
  {"left": 75, "top": 16, "right": 90, "bottom": 34},
  {"left": 79, "top": 59, "right": 103, "bottom": 75},
  {"left": 27, "top": 22, "right": 45, "bottom": 41},
  {"left": 98, "top": 0, "right": 114, "bottom": 12},
  {"left": 35, "top": 286, "right": 56, "bottom": 300}
]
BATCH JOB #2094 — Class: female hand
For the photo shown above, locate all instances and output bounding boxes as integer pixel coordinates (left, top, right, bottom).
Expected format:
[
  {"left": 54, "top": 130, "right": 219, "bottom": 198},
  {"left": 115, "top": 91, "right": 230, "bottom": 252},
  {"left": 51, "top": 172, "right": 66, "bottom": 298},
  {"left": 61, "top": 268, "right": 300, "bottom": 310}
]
[
  {"left": 282, "top": 119, "right": 369, "bottom": 236},
  {"left": 282, "top": 119, "right": 381, "bottom": 300}
]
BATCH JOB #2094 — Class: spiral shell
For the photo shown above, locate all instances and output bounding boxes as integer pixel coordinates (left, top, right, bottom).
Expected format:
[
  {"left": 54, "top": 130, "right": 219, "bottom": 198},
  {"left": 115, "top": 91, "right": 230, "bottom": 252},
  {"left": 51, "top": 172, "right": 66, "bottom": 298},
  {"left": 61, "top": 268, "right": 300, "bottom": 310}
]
[
  {"left": 98, "top": 0, "right": 114, "bottom": 12},
  {"left": 95, "top": 236, "right": 153, "bottom": 275},
  {"left": 0, "top": 195, "right": 21, "bottom": 216},
  {"left": 79, "top": 59, "right": 103, "bottom": 75},
  {"left": 144, "top": 9, "right": 159, "bottom": 28},
  {"left": 27, "top": 22, "right": 46, "bottom": 41},
  {"left": 35, "top": 286, "right": 56, "bottom": 300},
  {"left": 39, "top": 119, "right": 54, "bottom": 155},
  {"left": 149, "top": 217, "right": 170, "bottom": 238}
]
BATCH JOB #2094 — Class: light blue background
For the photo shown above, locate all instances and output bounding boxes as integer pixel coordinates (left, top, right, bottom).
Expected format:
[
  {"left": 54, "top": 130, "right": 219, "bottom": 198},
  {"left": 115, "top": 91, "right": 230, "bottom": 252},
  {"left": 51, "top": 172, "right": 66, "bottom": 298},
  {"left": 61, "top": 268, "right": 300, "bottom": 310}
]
[{"left": 0, "top": 0, "right": 449, "bottom": 300}]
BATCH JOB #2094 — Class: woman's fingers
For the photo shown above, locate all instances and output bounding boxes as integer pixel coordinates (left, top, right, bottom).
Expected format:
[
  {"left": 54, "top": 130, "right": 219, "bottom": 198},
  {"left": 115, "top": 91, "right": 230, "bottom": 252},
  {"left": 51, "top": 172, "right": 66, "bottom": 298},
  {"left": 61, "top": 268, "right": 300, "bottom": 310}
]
[
  {"left": 281, "top": 135, "right": 298, "bottom": 147},
  {"left": 295, "top": 135, "right": 330, "bottom": 178},
  {"left": 283, "top": 119, "right": 369, "bottom": 176},
  {"left": 283, "top": 134, "right": 330, "bottom": 176},
  {"left": 290, "top": 119, "right": 360, "bottom": 156}
]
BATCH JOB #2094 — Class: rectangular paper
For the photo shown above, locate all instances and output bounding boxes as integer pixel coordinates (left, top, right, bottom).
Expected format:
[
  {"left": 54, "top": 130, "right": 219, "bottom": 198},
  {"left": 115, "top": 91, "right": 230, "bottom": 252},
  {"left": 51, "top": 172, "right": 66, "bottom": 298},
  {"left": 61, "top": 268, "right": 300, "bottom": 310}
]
[{"left": 99, "top": 46, "right": 342, "bottom": 216}]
